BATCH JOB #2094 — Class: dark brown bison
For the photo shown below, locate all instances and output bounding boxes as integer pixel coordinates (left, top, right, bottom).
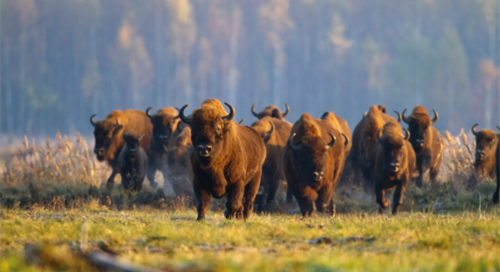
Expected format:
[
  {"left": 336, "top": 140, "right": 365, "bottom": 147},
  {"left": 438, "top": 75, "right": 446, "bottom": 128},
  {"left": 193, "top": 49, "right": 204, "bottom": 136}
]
[
  {"left": 146, "top": 106, "right": 180, "bottom": 194},
  {"left": 468, "top": 124, "right": 498, "bottom": 187},
  {"left": 179, "top": 100, "right": 267, "bottom": 220},
  {"left": 251, "top": 116, "right": 292, "bottom": 212},
  {"left": 400, "top": 106, "right": 443, "bottom": 187},
  {"left": 118, "top": 133, "right": 148, "bottom": 191},
  {"left": 283, "top": 113, "right": 346, "bottom": 217},
  {"left": 349, "top": 105, "right": 399, "bottom": 190},
  {"left": 90, "top": 110, "right": 156, "bottom": 190},
  {"left": 251, "top": 104, "right": 289, "bottom": 120},
  {"left": 371, "top": 123, "right": 416, "bottom": 215},
  {"left": 165, "top": 126, "right": 194, "bottom": 197},
  {"left": 494, "top": 126, "right": 500, "bottom": 205}
]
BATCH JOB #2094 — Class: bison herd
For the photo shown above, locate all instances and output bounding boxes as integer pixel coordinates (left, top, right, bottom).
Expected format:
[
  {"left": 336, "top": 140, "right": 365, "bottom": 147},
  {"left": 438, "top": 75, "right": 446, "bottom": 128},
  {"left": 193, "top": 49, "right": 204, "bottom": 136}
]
[{"left": 90, "top": 99, "right": 500, "bottom": 220}]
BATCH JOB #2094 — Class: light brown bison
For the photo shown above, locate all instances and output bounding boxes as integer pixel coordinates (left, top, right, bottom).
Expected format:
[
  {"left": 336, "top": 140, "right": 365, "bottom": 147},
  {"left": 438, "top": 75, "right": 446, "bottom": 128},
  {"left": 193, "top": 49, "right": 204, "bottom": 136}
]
[
  {"left": 371, "top": 123, "right": 416, "bottom": 214},
  {"left": 251, "top": 116, "right": 292, "bottom": 212},
  {"left": 251, "top": 104, "right": 289, "bottom": 120},
  {"left": 145, "top": 106, "right": 179, "bottom": 192},
  {"left": 90, "top": 110, "right": 156, "bottom": 190},
  {"left": 349, "top": 105, "right": 399, "bottom": 191},
  {"left": 494, "top": 126, "right": 500, "bottom": 205},
  {"left": 118, "top": 133, "right": 148, "bottom": 192},
  {"left": 468, "top": 124, "right": 498, "bottom": 187},
  {"left": 283, "top": 113, "right": 346, "bottom": 217},
  {"left": 179, "top": 100, "right": 267, "bottom": 220},
  {"left": 165, "top": 126, "right": 194, "bottom": 197},
  {"left": 400, "top": 106, "right": 443, "bottom": 187}
]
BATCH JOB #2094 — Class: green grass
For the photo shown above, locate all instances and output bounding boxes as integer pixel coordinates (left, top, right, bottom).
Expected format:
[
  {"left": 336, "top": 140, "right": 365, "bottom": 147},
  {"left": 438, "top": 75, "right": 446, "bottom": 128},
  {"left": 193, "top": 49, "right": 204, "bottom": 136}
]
[{"left": 1, "top": 207, "right": 499, "bottom": 272}]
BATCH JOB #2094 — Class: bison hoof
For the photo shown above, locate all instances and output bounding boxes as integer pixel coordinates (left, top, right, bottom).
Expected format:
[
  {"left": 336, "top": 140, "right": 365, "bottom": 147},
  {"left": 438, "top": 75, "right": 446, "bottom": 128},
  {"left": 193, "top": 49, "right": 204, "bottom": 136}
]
[
  {"left": 196, "top": 216, "right": 205, "bottom": 221},
  {"left": 224, "top": 210, "right": 234, "bottom": 220}
]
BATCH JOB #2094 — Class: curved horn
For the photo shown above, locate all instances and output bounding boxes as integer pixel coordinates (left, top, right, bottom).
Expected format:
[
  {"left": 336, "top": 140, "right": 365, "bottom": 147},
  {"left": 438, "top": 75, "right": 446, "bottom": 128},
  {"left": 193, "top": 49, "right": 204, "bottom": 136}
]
[
  {"left": 173, "top": 107, "right": 181, "bottom": 119},
  {"left": 394, "top": 111, "right": 402, "bottom": 123},
  {"left": 326, "top": 133, "right": 336, "bottom": 148},
  {"left": 376, "top": 128, "right": 383, "bottom": 141},
  {"left": 179, "top": 105, "right": 193, "bottom": 125},
  {"left": 90, "top": 114, "right": 97, "bottom": 127},
  {"left": 222, "top": 103, "right": 235, "bottom": 122},
  {"left": 432, "top": 109, "right": 439, "bottom": 124},
  {"left": 146, "top": 106, "right": 154, "bottom": 118},
  {"left": 342, "top": 133, "right": 349, "bottom": 146},
  {"left": 472, "top": 124, "right": 479, "bottom": 136},
  {"left": 403, "top": 128, "right": 410, "bottom": 140},
  {"left": 115, "top": 118, "right": 120, "bottom": 126},
  {"left": 266, "top": 121, "right": 274, "bottom": 135},
  {"left": 282, "top": 104, "right": 290, "bottom": 118},
  {"left": 251, "top": 104, "right": 259, "bottom": 118},
  {"left": 287, "top": 133, "right": 302, "bottom": 151},
  {"left": 239, "top": 119, "right": 245, "bottom": 125},
  {"left": 401, "top": 109, "right": 411, "bottom": 124}
]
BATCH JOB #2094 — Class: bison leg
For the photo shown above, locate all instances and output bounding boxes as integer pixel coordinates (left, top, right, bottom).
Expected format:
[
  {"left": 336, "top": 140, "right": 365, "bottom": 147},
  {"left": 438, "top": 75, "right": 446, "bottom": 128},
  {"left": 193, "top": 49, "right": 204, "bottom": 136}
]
[
  {"left": 286, "top": 187, "right": 294, "bottom": 204},
  {"left": 106, "top": 169, "right": 119, "bottom": 191},
  {"left": 315, "top": 185, "right": 334, "bottom": 214},
  {"left": 297, "top": 198, "right": 316, "bottom": 217},
  {"left": 416, "top": 162, "right": 424, "bottom": 188},
  {"left": 430, "top": 161, "right": 441, "bottom": 185},
  {"left": 375, "top": 184, "right": 389, "bottom": 214},
  {"left": 146, "top": 154, "right": 158, "bottom": 189},
  {"left": 391, "top": 181, "right": 406, "bottom": 215},
  {"left": 193, "top": 177, "right": 211, "bottom": 221},
  {"left": 133, "top": 175, "right": 144, "bottom": 192},
  {"left": 243, "top": 172, "right": 262, "bottom": 220},
  {"left": 224, "top": 183, "right": 244, "bottom": 220}
]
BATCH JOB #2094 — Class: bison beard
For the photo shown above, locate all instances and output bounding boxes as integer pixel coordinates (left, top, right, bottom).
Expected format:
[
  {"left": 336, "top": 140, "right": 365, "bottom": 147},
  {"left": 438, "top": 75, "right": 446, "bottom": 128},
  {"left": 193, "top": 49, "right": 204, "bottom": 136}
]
[
  {"left": 179, "top": 101, "right": 266, "bottom": 220},
  {"left": 371, "top": 123, "right": 416, "bottom": 215},
  {"left": 283, "top": 113, "right": 346, "bottom": 217},
  {"left": 400, "top": 106, "right": 443, "bottom": 187},
  {"left": 90, "top": 110, "right": 156, "bottom": 191}
]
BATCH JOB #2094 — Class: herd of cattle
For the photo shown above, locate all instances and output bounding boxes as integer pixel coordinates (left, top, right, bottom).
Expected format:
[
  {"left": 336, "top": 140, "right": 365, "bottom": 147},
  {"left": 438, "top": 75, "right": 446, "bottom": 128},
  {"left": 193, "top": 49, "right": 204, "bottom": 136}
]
[{"left": 89, "top": 98, "right": 500, "bottom": 219}]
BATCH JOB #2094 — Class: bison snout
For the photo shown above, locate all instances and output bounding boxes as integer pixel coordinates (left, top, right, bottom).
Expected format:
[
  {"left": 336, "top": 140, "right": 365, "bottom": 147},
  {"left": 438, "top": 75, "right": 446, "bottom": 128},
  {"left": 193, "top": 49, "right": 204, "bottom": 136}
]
[
  {"left": 313, "top": 171, "right": 324, "bottom": 182},
  {"left": 389, "top": 163, "right": 400, "bottom": 173},
  {"left": 416, "top": 139, "right": 424, "bottom": 148},
  {"left": 94, "top": 148, "right": 104, "bottom": 157},
  {"left": 197, "top": 145, "right": 213, "bottom": 157}
]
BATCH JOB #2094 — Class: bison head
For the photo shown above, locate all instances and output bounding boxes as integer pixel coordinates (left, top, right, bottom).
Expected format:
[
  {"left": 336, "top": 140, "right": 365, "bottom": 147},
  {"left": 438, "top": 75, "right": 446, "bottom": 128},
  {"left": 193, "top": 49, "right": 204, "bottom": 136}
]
[
  {"left": 123, "top": 133, "right": 144, "bottom": 160},
  {"left": 401, "top": 108, "right": 438, "bottom": 153},
  {"left": 287, "top": 123, "right": 335, "bottom": 190},
  {"left": 251, "top": 118, "right": 275, "bottom": 144},
  {"left": 472, "top": 124, "right": 498, "bottom": 164},
  {"left": 146, "top": 107, "right": 179, "bottom": 152},
  {"left": 179, "top": 102, "right": 234, "bottom": 167},
  {"left": 90, "top": 115, "right": 124, "bottom": 161},
  {"left": 377, "top": 124, "right": 410, "bottom": 173},
  {"left": 251, "top": 104, "right": 289, "bottom": 119}
]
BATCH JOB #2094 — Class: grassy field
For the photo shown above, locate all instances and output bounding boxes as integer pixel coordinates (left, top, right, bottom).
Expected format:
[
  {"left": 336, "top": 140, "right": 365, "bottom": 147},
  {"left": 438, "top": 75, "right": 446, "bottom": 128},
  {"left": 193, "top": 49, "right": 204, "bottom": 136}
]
[{"left": 1, "top": 206, "right": 500, "bottom": 272}]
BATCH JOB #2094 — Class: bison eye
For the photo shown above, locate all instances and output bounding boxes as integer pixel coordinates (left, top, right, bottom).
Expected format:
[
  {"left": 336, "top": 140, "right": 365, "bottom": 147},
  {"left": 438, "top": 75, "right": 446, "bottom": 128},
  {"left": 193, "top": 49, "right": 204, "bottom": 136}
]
[{"left": 215, "top": 126, "right": 222, "bottom": 136}]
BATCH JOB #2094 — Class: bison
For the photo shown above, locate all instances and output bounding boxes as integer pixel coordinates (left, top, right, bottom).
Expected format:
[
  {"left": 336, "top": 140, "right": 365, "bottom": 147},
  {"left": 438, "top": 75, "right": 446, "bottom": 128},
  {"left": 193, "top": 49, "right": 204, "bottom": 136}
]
[
  {"left": 251, "top": 116, "right": 292, "bottom": 212},
  {"left": 371, "top": 123, "right": 416, "bottom": 215},
  {"left": 118, "top": 133, "right": 148, "bottom": 192},
  {"left": 468, "top": 124, "right": 498, "bottom": 187},
  {"left": 349, "top": 105, "right": 399, "bottom": 191},
  {"left": 494, "top": 126, "right": 500, "bottom": 205},
  {"left": 90, "top": 110, "right": 156, "bottom": 190},
  {"left": 251, "top": 104, "right": 289, "bottom": 120},
  {"left": 165, "top": 126, "right": 195, "bottom": 197},
  {"left": 400, "top": 106, "right": 443, "bottom": 187},
  {"left": 283, "top": 113, "right": 347, "bottom": 217},
  {"left": 179, "top": 100, "right": 267, "bottom": 220}
]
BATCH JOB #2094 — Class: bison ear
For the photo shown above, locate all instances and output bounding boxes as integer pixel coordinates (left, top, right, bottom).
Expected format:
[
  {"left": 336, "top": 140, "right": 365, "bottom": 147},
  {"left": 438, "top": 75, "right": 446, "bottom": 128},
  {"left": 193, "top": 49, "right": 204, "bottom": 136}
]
[
  {"left": 378, "top": 105, "right": 386, "bottom": 113},
  {"left": 112, "top": 123, "right": 124, "bottom": 136}
]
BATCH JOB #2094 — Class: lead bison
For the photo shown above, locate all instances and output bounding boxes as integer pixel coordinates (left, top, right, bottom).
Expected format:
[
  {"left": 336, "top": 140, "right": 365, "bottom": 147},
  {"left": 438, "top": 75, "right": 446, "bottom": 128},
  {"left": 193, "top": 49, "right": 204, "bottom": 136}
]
[
  {"left": 90, "top": 110, "right": 156, "bottom": 190},
  {"left": 145, "top": 106, "right": 180, "bottom": 193},
  {"left": 284, "top": 113, "right": 346, "bottom": 217},
  {"left": 251, "top": 104, "right": 289, "bottom": 120},
  {"left": 179, "top": 100, "right": 266, "bottom": 220},
  {"left": 349, "top": 105, "right": 399, "bottom": 191},
  {"left": 468, "top": 124, "right": 498, "bottom": 187},
  {"left": 399, "top": 106, "right": 443, "bottom": 187},
  {"left": 371, "top": 123, "right": 416, "bottom": 215},
  {"left": 251, "top": 117, "right": 292, "bottom": 212}
]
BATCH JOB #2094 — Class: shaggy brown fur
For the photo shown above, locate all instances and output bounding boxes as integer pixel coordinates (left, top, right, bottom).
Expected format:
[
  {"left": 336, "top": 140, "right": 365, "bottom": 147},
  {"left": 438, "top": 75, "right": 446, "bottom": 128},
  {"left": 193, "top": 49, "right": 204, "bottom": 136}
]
[
  {"left": 468, "top": 125, "right": 498, "bottom": 187},
  {"left": 371, "top": 123, "right": 416, "bottom": 215},
  {"left": 118, "top": 133, "right": 148, "bottom": 192},
  {"left": 283, "top": 113, "right": 346, "bottom": 217},
  {"left": 179, "top": 99, "right": 266, "bottom": 220},
  {"left": 349, "top": 105, "right": 400, "bottom": 191},
  {"left": 90, "top": 110, "right": 154, "bottom": 190},
  {"left": 400, "top": 105, "right": 443, "bottom": 187},
  {"left": 251, "top": 116, "right": 292, "bottom": 212},
  {"left": 251, "top": 104, "right": 290, "bottom": 120},
  {"left": 146, "top": 106, "right": 179, "bottom": 190},
  {"left": 166, "top": 126, "right": 194, "bottom": 197}
]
